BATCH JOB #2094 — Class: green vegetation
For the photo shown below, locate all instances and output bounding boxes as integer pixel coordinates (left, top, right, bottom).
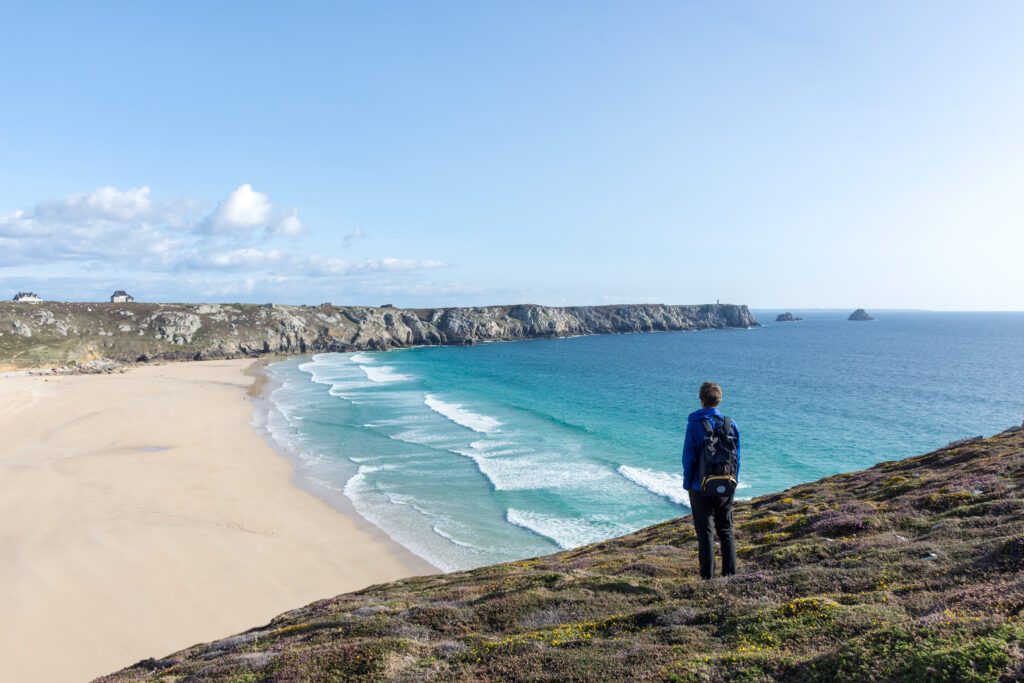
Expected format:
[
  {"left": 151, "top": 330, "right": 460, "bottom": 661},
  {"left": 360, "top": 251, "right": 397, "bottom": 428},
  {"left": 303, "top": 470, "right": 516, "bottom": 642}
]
[{"left": 98, "top": 428, "right": 1024, "bottom": 682}]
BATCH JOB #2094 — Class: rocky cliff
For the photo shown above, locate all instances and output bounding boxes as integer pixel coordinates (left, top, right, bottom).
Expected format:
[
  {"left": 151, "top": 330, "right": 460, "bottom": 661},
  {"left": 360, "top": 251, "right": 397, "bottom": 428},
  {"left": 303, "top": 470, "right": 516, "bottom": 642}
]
[
  {"left": 0, "top": 302, "right": 756, "bottom": 369},
  {"left": 99, "top": 427, "right": 1024, "bottom": 682}
]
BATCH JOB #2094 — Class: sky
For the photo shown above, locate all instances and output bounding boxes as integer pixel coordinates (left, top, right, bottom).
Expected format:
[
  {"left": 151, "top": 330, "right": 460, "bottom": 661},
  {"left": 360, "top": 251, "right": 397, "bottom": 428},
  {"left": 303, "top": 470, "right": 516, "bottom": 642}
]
[{"left": 1, "top": 2, "right": 1022, "bottom": 310}]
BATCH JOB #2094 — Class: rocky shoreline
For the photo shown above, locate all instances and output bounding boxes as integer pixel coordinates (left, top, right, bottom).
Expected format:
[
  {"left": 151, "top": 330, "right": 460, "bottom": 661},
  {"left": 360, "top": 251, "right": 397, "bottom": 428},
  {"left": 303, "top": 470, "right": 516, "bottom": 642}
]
[{"left": 0, "top": 302, "right": 756, "bottom": 370}]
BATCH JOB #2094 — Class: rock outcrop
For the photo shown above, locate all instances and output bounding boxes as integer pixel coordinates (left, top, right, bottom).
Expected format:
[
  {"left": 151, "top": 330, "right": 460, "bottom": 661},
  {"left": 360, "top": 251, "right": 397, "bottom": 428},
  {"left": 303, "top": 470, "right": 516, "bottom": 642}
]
[
  {"left": 11, "top": 319, "right": 32, "bottom": 337},
  {"left": 0, "top": 302, "right": 757, "bottom": 369},
  {"left": 146, "top": 311, "right": 203, "bottom": 345},
  {"left": 848, "top": 308, "right": 874, "bottom": 321},
  {"left": 775, "top": 312, "right": 802, "bottom": 322}
]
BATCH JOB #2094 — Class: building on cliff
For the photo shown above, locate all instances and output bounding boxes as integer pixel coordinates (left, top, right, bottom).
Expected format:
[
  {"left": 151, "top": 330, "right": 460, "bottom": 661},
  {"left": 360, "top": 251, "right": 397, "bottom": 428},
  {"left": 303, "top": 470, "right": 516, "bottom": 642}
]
[
  {"left": 110, "top": 290, "right": 135, "bottom": 303},
  {"left": 12, "top": 291, "right": 41, "bottom": 303}
]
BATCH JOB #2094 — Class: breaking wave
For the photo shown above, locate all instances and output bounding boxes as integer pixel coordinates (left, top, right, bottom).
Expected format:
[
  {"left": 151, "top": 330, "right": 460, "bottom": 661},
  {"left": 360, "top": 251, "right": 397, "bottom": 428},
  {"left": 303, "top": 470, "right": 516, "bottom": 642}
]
[
  {"left": 424, "top": 394, "right": 502, "bottom": 433},
  {"left": 506, "top": 508, "right": 632, "bottom": 550},
  {"left": 617, "top": 465, "right": 690, "bottom": 506}
]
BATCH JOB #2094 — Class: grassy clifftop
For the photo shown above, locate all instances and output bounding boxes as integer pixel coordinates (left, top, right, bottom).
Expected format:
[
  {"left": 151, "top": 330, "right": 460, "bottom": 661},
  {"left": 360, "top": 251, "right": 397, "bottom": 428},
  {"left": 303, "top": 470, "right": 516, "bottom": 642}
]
[{"left": 99, "top": 428, "right": 1024, "bottom": 682}]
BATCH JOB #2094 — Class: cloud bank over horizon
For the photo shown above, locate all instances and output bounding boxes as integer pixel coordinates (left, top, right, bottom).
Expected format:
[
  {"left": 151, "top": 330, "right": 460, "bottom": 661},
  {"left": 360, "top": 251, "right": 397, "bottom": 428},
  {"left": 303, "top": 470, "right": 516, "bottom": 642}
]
[{"left": 0, "top": 184, "right": 455, "bottom": 304}]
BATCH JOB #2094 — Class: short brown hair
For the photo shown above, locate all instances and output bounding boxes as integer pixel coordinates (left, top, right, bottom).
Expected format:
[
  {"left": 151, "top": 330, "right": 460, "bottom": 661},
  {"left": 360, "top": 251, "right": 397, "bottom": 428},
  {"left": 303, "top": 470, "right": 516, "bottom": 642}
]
[{"left": 700, "top": 381, "right": 723, "bottom": 408}]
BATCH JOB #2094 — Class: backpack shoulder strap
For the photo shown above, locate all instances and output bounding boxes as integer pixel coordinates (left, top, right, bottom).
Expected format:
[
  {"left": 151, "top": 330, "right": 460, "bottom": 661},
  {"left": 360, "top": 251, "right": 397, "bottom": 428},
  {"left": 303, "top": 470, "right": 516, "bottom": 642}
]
[
  {"left": 702, "top": 418, "right": 715, "bottom": 435},
  {"left": 720, "top": 417, "right": 733, "bottom": 436}
]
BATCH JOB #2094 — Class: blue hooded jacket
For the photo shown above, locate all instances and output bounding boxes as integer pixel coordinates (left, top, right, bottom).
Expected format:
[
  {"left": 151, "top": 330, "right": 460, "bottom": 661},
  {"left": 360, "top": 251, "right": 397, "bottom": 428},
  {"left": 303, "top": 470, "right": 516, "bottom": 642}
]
[{"left": 681, "top": 407, "right": 741, "bottom": 492}]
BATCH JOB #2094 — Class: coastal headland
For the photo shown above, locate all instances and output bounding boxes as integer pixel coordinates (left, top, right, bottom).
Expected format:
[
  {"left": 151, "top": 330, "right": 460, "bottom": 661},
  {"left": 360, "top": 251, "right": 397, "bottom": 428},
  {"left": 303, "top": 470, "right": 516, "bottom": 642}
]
[
  {"left": 0, "top": 360, "right": 432, "bottom": 682},
  {"left": 99, "top": 427, "right": 1024, "bottom": 681},
  {"left": 0, "top": 302, "right": 756, "bottom": 370}
]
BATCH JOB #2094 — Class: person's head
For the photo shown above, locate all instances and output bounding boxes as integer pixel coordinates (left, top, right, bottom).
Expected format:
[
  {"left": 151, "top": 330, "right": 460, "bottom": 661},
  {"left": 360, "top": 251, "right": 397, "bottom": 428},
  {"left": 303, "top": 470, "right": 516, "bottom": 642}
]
[{"left": 699, "top": 381, "right": 723, "bottom": 408}]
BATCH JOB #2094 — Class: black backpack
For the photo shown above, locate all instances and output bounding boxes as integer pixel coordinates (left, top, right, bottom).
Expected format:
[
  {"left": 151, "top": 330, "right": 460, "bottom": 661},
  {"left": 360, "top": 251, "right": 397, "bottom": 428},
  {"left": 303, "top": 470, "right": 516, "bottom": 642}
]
[{"left": 697, "top": 416, "right": 738, "bottom": 498}]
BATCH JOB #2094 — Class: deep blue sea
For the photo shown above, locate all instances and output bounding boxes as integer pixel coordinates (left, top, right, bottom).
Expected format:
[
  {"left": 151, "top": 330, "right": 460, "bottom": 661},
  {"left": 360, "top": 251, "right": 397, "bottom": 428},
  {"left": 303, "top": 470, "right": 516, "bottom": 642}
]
[{"left": 263, "top": 311, "right": 1024, "bottom": 571}]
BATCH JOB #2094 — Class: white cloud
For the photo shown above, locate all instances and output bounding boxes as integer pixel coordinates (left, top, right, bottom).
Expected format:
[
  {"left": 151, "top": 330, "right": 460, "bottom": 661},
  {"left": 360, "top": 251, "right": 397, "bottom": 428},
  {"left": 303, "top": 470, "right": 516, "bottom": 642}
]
[
  {"left": 302, "top": 256, "right": 446, "bottom": 276},
  {"left": 186, "top": 251, "right": 447, "bottom": 277},
  {"left": 206, "top": 183, "right": 273, "bottom": 231},
  {"left": 342, "top": 228, "right": 366, "bottom": 246},
  {"left": 36, "top": 185, "right": 153, "bottom": 222},
  {"left": 205, "top": 248, "right": 286, "bottom": 270},
  {"left": 272, "top": 208, "right": 306, "bottom": 237},
  {"left": 0, "top": 184, "right": 447, "bottom": 302},
  {"left": 203, "top": 183, "right": 307, "bottom": 237}
]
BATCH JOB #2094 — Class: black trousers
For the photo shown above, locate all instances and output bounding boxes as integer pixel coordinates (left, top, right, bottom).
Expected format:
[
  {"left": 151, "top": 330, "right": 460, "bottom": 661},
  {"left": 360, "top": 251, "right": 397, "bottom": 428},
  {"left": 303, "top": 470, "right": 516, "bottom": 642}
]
[{"left": 688, "top": 490, "right": 736, "bottom": 580}]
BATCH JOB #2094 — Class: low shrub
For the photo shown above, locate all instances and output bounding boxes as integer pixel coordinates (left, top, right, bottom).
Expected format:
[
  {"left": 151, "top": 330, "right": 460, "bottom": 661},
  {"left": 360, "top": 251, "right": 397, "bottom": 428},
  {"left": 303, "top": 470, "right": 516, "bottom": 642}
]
[{"left": 742, "top": 515, "right": 783, "bottom": 533}]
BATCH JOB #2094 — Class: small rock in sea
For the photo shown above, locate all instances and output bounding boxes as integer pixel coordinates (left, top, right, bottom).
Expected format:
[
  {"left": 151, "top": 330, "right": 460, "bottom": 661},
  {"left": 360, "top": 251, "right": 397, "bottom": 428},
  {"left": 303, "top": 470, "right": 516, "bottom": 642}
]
[{"left": 848, "top": 308, "right": 874, "bottom": 321}]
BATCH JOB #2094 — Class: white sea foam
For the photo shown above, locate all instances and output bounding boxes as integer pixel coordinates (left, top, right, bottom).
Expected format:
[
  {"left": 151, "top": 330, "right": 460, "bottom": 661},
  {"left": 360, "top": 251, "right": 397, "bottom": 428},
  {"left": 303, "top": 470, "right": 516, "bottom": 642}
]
[
  {"left": 506, "top": 508, "right": 630, "bottom": 550},
  {"left": 263, "top": 390, "right": 312, "bottom": 460},
  {"left": 295, "top": 450, "right": 330, "bottom": 465},
  {"left": 390, "top": 428, "right": 454, "bottom": 446},
  {"left": 461, "top": 454, "right": 544, "bottom": 491},
  {"left": 358, "top": 464, "right": 396, "bottom": 474},
  {"left": 384, "top": 491, "right": 431, "bottom": 516},
  {"left": 341, "top": 464, "right": 398, "bottom": 499},
  {"left": 617, "top": 465, "right": 690, "bottom": 506},
  {"left": 360, "top": 364, "right": 413, "bottom": 384},
  {"left": 349, "top": 455, "right": 389, "bottom": 464},
  {"left": 341, "top": 469, "right": 463, "bottom": 572},
  {"left": 298, "top": 354, "right": 375, "bottom": 398},
  {"left": 307, "top": 475, "right": 346, "bottom": 493},
  {"left": 350, "top": 353, "right": 375, "bottom": 364},
  {"left": 363, "top": 415, "right": 422, "bottom": 429},
  {"left": 432, "top": 524, "right": 479, "bottom": 549},
  {"left": 463, "top": 440, "right": 529, "bottom": 458},
  {"left": 450, "top": 441, "right": 611, "bottom": 492},
  {"left": 339, "top": 464, "right": 395, "bottom": 491},
  {"left": 424, "top": 394, "right": 501, "bottom": 433}
]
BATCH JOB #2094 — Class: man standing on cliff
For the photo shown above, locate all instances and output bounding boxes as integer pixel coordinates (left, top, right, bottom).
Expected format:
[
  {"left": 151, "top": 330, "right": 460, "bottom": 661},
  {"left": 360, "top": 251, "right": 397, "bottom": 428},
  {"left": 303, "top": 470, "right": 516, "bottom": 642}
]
[{"left": 682, "top": 381, "right": 741, "bottom": 579}]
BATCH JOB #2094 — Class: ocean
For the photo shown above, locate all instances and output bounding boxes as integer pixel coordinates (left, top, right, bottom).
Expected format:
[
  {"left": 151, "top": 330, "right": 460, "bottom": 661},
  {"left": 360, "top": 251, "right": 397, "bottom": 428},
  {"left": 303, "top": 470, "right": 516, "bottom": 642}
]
[{"left": 261, "top": 310, "right": 1024, "bottom": 571}]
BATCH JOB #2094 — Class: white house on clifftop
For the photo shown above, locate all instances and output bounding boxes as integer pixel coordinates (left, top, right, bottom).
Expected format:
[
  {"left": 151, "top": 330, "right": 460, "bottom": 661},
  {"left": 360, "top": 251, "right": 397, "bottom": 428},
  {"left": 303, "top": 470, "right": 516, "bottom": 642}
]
[
  {"left": 110, "top": 290, "right": 135, "bottom": 303},
  {"left": 13, "top": 291, "right": 41, "bottom": 303}
]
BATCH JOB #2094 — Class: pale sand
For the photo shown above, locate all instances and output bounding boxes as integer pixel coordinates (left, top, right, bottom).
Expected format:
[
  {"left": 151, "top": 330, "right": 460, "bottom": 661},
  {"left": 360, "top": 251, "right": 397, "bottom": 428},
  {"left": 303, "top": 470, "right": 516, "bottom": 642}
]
[{"left": 0, "top": 359, "right": 433, "bottom": 682}]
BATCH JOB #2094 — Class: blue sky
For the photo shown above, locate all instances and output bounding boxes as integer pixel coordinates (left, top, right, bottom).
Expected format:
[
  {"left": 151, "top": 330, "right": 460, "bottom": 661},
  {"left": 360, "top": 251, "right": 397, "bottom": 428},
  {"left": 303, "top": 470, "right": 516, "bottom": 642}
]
[{"left": 1, "top": 2, "right": 1022, "bottom": 309}]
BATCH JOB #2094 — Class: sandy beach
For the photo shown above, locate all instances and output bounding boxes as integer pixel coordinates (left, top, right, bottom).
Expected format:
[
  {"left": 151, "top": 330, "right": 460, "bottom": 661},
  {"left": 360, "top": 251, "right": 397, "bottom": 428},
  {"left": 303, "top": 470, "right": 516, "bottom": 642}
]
[{"left": 0, "top": 359, "right": 433, "bottom": 683}]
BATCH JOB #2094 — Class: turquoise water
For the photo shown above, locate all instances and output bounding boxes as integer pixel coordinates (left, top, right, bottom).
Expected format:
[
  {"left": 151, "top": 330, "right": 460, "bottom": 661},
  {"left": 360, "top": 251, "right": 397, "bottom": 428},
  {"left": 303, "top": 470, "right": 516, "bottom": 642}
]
[{"left": 264, "top": 311, "right": 1024, "bottom": 571}]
